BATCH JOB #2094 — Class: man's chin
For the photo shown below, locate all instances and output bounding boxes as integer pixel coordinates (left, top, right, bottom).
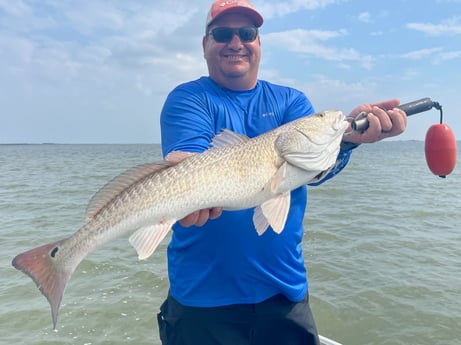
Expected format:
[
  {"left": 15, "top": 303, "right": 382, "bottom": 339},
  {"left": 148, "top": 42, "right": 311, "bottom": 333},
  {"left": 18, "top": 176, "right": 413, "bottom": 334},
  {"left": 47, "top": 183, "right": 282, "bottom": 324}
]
[{"left": 223, "top": 68, "right": 248, "bottom": 78}]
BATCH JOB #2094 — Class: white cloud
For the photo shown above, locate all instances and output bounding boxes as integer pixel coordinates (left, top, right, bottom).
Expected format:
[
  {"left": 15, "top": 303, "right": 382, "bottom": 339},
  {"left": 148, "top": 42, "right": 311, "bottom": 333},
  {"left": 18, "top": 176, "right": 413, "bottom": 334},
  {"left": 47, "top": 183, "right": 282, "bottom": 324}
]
[
  {"left": 358, "top": 12, "right": 371, "bottom": 23},
  {"left": 263, "top": 29, "right": 374, "bottom": 69},
  {"left": 0, "top": 0, "right": 206, "bottom": 92},
  {"left": 401, "top": 69, "right": 421, "bottom": 81},
  {"left": 63, "top": 2, "right": 126, "bottom": 35},
  {"left": 0, "top": 0, "right": 31, "bottom": 16},
  {"left": 299, "top": 75, "right": 377, "bottom": 112},
  {"left": 407, "top": 17, "right": 461, "bottom": 36},
  {"left": 436, "top": 50, "right": 461, "bottom": 61},
  {"left": 401, "top": 47, "right": 461, "bottom": 64},
  {"left": 401, "top": 47, "right": 443, "bottom": 60},
  {"left": 255, "top": 0, "right": 342, "bottom": 19}
]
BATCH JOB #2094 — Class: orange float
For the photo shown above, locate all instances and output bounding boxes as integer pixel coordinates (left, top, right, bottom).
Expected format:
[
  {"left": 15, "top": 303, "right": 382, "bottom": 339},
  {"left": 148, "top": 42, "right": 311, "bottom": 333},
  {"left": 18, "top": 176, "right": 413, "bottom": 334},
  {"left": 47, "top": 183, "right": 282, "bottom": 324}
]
[
  {"left": 425, "top": 123, "right": 457, "bottom": 178},
  {"left": 396, "top": 98, "right": 457, "bottom": 178}
]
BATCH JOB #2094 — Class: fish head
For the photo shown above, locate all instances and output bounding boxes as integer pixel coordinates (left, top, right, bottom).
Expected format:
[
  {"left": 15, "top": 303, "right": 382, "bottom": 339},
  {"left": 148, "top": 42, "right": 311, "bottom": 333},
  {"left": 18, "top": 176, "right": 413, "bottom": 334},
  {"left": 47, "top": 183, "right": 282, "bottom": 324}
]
[
  {"left": 275, "top": 110, "right": 348, "bottom": 172},
  {"left": 294, "top": 110, "right": 347, "bottom": 143}
]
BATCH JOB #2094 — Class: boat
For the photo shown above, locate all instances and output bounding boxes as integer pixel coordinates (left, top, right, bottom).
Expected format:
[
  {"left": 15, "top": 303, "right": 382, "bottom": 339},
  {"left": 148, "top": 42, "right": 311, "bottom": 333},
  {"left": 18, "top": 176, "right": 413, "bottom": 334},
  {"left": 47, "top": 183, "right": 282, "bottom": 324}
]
[{"left": 320, "top": 334, "right": 343, "bottom": 345}]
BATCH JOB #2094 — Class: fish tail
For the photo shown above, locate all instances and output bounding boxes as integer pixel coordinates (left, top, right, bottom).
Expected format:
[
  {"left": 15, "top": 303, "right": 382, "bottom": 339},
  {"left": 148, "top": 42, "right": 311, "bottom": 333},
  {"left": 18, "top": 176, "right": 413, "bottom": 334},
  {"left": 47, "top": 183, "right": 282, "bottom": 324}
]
[{"left": 12, "top": 240, "right": 73, "bottom": 329}]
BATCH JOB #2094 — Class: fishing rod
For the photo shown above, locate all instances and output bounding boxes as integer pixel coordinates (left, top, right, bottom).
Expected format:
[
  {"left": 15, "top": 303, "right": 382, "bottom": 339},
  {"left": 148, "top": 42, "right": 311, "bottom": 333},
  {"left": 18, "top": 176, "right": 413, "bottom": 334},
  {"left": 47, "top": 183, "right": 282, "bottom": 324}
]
[{"left": 344, "top": 97, "right": 457, "bottom": 178}]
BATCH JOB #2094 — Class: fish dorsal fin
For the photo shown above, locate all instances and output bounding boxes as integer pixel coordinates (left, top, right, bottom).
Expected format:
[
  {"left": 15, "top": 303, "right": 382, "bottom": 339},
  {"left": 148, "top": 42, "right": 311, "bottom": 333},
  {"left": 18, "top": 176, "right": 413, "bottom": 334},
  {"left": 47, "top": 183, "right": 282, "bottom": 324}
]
[
  {"left": 165, "top": 151, "right": 196, "bottom": 163},
  {"left": 128, "top": 220, "right": 176, "bottom": 260},
  {"left": 211, "top": 129, "right": 250, "bottom": 149},
  {"left": 253, "top": 192, "right": 291, "bottom": 235},
  {"left": 86, "top": 162, "right": 173, "bottom": 222}
]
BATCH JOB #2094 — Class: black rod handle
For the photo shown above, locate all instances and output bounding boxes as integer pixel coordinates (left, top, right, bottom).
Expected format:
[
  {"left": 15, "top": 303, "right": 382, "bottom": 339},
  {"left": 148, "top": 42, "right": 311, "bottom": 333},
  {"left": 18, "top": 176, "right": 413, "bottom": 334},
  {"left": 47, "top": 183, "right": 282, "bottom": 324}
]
[
  {"left": 398, "top": 97, "right": 434, "bottom": 116},
  {"left": 351, "top": 97, "right": 436, "bottom": 132}
]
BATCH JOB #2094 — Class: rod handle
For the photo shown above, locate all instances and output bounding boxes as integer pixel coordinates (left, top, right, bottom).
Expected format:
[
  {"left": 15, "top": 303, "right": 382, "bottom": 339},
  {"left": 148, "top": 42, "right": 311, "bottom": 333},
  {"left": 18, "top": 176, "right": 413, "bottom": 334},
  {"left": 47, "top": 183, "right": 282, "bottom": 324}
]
[{"left": 351, "top": 97, "right": 436, "bottom": 132}]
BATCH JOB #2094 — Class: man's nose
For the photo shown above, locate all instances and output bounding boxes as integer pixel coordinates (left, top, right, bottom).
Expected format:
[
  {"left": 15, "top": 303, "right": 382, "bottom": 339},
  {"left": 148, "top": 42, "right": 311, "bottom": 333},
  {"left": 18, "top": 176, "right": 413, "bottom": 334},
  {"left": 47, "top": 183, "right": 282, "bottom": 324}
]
[{"left": 227, "top": 33, "right": 244, "bottom": 48}]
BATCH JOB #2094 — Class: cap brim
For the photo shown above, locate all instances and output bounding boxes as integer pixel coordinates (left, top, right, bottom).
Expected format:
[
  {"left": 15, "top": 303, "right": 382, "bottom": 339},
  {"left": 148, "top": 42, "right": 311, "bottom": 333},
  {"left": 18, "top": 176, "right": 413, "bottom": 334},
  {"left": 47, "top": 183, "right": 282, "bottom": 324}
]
[{"left": 207, "top": 7, "right": 263, "bottom": 28}]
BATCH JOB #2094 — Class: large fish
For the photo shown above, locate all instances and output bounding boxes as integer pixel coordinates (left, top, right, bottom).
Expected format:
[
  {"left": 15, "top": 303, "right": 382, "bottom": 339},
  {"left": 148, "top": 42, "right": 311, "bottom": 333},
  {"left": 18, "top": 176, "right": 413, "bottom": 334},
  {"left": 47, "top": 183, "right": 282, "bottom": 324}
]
[{"left": 12, "top": 110, "right": 348, "bottom": 328}]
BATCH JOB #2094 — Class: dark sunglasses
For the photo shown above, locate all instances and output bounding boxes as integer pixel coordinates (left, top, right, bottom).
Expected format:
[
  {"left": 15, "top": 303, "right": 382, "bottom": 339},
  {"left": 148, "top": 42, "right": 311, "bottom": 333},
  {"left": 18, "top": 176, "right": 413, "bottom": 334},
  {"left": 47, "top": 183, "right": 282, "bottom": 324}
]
[{"left": 208, "top": 26, "right": 258, "bottom": 43}]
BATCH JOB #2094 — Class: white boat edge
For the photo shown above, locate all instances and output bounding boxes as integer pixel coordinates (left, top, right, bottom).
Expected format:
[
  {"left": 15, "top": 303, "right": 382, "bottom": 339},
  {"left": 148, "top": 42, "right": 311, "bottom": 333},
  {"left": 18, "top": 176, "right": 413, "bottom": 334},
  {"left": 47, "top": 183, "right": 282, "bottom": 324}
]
[{"left": 319, "top": 334, "right": 343, "bottom": 345}]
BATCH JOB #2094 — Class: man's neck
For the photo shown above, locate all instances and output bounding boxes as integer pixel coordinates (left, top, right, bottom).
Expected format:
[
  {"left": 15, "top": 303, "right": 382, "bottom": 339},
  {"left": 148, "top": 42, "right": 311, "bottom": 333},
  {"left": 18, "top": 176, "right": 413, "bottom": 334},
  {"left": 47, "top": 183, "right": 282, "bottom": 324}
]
[{"left": 210, "top": 76, "right": 257, "bottom": 91}]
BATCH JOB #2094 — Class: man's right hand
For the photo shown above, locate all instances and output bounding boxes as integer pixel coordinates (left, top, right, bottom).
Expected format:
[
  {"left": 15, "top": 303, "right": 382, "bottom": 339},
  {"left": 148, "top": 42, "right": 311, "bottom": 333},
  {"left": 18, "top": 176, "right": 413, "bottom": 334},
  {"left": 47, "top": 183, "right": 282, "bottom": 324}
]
[{"left": 179, "top": 208, "right": 223, "bottom": 227}]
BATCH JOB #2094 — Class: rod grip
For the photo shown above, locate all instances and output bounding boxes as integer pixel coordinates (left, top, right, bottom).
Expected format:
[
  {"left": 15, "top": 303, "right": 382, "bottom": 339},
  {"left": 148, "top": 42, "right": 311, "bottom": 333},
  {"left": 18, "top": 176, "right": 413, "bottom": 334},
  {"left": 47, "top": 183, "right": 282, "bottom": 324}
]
[
  {"left": 351, "top": 97, "right": 435, "bottom": 132},
  {"left": 398, "top": 97, "right": 434, "bottom": 116}
]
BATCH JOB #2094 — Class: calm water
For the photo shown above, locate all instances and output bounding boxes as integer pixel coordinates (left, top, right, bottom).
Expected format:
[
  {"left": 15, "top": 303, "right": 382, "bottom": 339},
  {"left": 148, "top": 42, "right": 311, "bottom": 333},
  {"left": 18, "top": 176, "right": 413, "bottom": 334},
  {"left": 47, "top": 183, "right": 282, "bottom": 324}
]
[{"left": 1, "top": 143, "right": 460, "bottom": 345}]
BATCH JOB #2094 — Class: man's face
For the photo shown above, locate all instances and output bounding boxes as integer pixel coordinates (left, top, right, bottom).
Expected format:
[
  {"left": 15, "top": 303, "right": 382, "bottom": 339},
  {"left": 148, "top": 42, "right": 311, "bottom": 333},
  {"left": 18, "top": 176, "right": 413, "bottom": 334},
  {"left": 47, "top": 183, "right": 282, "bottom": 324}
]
[{"left": 203, "top": 13, "right": 261, "bottom": 89}]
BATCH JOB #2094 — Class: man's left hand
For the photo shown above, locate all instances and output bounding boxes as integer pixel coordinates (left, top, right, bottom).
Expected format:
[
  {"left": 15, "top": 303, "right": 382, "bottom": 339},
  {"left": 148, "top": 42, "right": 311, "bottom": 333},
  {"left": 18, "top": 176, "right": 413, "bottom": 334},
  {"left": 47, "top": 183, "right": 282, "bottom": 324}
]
[{"left": 343, "top": 98, "right": 407, "bottom": 144}]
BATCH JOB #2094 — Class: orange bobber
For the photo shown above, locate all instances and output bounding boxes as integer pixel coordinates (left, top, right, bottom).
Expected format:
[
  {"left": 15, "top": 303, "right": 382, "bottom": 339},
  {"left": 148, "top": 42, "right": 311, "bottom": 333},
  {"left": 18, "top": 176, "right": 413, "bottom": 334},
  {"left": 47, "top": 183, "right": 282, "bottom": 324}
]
[{"left": 424, "top": 123, "right": 457, "bottom": 178}]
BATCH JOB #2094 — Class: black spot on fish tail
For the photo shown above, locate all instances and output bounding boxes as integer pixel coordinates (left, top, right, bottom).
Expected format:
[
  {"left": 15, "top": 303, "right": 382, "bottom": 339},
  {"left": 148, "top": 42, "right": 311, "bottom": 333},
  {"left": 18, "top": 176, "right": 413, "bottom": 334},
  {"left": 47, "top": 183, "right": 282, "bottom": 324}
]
[{"left": 50, "top": 247, "right": 59, "bottom": 258}]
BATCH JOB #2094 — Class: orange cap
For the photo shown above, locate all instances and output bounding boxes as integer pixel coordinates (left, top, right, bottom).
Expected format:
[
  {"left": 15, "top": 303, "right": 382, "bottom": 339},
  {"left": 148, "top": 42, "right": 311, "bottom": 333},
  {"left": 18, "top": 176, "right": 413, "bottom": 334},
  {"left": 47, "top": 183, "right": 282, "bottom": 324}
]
[{"left": 206, "top": 0, "right": 264, "bottom": 29}]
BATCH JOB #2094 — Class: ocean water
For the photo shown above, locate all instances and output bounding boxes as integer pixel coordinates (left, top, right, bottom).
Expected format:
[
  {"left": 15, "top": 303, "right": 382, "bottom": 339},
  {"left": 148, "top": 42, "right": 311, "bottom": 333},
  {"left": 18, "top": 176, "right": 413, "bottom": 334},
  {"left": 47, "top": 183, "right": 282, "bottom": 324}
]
[{"left": 1, "top": 142, "right": 460, "bottom": 345}]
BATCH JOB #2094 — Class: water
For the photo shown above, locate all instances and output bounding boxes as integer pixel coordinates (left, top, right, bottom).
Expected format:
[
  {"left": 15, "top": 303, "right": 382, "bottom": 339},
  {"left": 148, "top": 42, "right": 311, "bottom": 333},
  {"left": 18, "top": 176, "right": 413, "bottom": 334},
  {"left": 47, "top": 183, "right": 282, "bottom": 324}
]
[{"left": 1, "top": 143, "right": 460, "bottom": 345}]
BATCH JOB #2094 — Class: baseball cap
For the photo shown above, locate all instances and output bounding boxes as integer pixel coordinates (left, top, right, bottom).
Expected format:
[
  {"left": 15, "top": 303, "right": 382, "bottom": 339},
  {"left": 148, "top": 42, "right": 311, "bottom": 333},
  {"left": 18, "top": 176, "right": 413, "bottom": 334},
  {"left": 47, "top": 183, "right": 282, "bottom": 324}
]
[{"left": 206, "top": 0, "right": 264, "bottom": 29}]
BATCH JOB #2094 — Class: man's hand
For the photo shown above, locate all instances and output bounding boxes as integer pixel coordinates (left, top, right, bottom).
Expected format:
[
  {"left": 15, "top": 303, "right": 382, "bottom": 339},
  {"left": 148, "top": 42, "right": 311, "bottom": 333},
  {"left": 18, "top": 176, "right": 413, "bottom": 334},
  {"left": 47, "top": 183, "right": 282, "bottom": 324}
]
[
  {"left": 179, "top": 208, "right": 223, "bottom": 227},
  {"left": 343, "top": 98, "right": 407, "bottom": 144}
]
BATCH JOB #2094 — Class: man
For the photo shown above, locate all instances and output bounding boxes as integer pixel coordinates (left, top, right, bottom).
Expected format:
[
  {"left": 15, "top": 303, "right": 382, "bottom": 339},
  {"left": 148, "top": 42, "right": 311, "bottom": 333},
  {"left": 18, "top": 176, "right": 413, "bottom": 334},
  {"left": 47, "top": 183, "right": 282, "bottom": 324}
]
[{"left": 158, "top": 1, "right": 407, "bottom": 344}]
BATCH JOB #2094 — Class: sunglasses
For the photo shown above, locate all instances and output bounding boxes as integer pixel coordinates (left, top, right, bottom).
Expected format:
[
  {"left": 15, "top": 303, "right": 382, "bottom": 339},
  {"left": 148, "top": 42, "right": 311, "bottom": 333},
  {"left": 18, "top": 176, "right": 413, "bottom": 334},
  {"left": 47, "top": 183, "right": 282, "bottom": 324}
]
[{"left": 208, "top": 26, "right": 258, "bottom": 43}]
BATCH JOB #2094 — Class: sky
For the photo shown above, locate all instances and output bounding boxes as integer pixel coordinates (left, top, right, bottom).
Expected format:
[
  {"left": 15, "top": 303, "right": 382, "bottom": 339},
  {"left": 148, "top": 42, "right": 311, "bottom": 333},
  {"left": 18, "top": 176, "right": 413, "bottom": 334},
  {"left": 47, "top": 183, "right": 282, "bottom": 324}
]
[{"left": 1, "top": 0, "right": 460, "bottom": 144}]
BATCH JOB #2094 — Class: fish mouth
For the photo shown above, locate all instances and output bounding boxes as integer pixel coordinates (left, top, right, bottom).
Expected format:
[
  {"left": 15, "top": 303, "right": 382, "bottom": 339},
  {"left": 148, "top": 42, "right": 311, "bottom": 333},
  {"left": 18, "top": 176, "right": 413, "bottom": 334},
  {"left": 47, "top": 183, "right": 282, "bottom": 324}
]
[{"left": 333, "top": 111, "right": 347, "bottom": 131}]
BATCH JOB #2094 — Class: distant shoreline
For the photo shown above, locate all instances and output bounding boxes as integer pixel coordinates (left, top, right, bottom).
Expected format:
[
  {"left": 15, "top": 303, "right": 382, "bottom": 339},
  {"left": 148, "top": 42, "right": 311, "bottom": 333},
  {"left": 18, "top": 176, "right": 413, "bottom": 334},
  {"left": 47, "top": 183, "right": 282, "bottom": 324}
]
[
  {"left": 0, "top": 143, "right": 161, "bottom": 146},
  {"left": 3, "top": 140, "right": 450, "bottom": 146}
]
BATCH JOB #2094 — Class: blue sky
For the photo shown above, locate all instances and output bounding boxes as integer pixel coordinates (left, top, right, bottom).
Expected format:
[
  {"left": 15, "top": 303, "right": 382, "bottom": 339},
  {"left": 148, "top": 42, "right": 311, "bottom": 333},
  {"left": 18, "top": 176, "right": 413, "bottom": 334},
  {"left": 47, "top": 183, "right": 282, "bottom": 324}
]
[{"left": 1, "top": 0, "right": 460, "bottom": 144}]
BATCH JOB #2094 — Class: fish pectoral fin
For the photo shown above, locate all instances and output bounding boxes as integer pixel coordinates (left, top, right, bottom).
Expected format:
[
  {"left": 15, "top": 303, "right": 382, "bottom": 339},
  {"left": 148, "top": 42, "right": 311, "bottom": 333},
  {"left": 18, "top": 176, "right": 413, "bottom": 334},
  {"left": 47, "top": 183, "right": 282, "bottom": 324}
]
[
  {"left": 253, "top": 192, "right": 291, "bottom": 235},
  {"left": 270, "top": 162, "right": 287, "bottom": 193},
  {"left": 128, "top": 221, "right": 176, "bottom": 260}
]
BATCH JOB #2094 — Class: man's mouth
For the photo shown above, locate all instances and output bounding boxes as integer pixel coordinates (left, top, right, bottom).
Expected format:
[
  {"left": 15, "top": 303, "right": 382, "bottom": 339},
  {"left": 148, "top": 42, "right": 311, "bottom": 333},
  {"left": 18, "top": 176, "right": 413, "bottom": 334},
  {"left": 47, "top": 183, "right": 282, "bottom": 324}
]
[{"left": 223, "top": 54, "right": 247, "bottom": 60}]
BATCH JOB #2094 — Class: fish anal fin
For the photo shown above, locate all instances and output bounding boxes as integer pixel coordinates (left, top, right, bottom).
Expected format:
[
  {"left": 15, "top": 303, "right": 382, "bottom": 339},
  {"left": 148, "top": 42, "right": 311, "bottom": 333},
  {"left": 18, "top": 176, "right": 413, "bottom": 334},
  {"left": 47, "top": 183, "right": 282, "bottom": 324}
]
[
  {"left": 253, "top": 192, "right": 291, "bottom": 235},
  {"left": 128, "top": 221, "right": 175, "bottom": 260},
  {"left": 86, "top": 162, "right": 173, "bottom": 222},
  {"left": 12, "top": 240, "right": 72, "bottom": 329}
]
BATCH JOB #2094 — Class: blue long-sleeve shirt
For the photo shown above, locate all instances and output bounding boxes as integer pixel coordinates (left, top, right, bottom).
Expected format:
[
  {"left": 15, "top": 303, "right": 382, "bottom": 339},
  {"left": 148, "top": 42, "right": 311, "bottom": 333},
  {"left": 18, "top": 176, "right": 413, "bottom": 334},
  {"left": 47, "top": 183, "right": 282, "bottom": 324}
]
[{"left": 160, "top": 76, "right": 351, "bottom": 307}]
